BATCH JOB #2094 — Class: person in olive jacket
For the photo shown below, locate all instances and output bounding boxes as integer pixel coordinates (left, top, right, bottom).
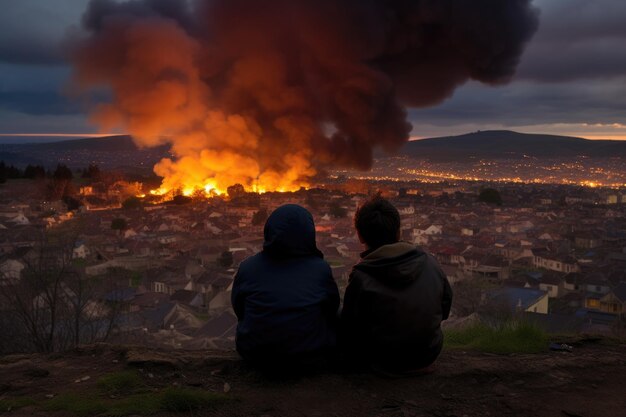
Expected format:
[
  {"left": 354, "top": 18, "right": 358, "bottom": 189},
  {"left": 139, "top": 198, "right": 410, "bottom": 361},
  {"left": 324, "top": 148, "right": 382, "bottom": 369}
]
[
  {"left": 232, "top": 204, "right": 340, "bottom": 369},
  {"left": 341, "top": 196, "right": 453, "bottom": 376}
]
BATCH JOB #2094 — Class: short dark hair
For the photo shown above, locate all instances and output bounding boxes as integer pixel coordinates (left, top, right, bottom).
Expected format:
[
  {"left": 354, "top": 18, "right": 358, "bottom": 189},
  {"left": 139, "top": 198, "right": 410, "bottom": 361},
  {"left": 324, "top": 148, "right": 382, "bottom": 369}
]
[{"left": 354, "top": 196, "right": 400, "bottom": 250}]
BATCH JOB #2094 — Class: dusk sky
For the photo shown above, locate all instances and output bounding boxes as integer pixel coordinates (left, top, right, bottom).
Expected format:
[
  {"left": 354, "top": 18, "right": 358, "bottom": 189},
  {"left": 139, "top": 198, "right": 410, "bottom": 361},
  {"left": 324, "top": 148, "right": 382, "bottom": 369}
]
[{"left": 0, "top": 0, "right": 625, "bottom": 141}]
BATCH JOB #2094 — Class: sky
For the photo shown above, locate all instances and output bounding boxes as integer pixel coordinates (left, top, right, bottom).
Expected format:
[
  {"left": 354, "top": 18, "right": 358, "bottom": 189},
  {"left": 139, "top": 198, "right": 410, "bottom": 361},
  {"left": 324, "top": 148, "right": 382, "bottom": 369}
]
[{"left": 0, "top": 0, "right": 625, "bottom": 141}]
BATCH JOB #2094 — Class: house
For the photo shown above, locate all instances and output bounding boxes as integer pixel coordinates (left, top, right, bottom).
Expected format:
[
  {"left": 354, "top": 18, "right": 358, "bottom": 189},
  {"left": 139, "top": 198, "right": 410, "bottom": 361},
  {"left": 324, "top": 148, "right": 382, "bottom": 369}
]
[
  {"left": 170, "top": 289, "right": 204, "bottom": 308},
  {"left": 532, "top": 250, "right": 580, "bottom": 273},
  {"left": 157, "top": 234, "right": 178, "bottom": 245},
  {"left": 538, "top": 274, "right": 562, "bottom": 298},
  {"left": 151, "top": 269, "right": 187, "bottom": 295},
  {"left": 131, "top": 291, "right": 169, "bottom": 311},
  {"left": 562, "top": 273, "right": 583, "bottom": 292},
  {"left": 191, "top": 310, "right": 237, "bottom": 349},
  {"left": 73, "top": 242, "right": 90, "bottom": 259},
  {"left": 188, "top": 271, "right": 234, "bottom": 305},
  {"left": 336, "top": 241, "right": 362, "bottom": 259},
  {"left": 488, "top": 287, "right": 549, "bottom": 314},
  {"left": 8, "top": 212, "right": 30, "bottom": 226},
  {"left": 581, "top": 273, "right": 611, "bottom": 295},
  {"left": 461, "top": 227, "right": 479, "bottom": 237},
  {"left": 574, "top": 231, "right": 603, "bottom": 249},
  {"left": 498, "top": 243, "right": 533, "bottom": 261},
  {"left": 593, "top": 282, "right": 626, "bottom": 314},
  {"left": 415, "top": 224, "right": 443, "bottom": 236},
  {"left": 507, "top": 220, "right": 534, "bottom": 233},
  {"left": 208, "top": 288, "right": 232, "bottom": 312},
  {"left": 463, "top": 254, "right": 510, "bottom": 280}
]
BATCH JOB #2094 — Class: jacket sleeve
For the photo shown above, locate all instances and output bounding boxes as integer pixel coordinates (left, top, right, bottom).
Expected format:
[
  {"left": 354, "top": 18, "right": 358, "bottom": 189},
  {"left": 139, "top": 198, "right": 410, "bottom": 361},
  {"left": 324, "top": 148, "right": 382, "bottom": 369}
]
[
  {"left": 231, "top": 268, "right": 246, "bottom": 320},
  {"left": 428, "top": 253, "right": 453, "bottom": 320},
  {"left": 441, "top": 273, "right": 453, "bottom": 321}
]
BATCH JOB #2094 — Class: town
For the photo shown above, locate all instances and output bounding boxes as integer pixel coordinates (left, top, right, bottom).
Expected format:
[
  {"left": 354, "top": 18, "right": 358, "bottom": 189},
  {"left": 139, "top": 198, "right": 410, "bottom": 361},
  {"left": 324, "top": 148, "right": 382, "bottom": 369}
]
[{"left": 1, "top": 166, "right": 626, "bottom": 354}]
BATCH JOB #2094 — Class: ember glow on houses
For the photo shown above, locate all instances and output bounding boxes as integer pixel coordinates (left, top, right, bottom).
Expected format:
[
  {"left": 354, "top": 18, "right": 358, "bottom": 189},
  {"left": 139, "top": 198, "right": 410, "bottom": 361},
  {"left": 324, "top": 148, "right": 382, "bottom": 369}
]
[{"left": 69, "top": 0, "right": 538, "bottom": 196}]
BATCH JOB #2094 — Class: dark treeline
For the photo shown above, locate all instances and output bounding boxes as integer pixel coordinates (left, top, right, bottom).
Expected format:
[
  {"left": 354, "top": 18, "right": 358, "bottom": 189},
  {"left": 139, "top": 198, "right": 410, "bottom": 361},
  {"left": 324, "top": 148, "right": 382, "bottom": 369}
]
[{"left": 0, "top": 162, "right": 103, "bottom": 182}]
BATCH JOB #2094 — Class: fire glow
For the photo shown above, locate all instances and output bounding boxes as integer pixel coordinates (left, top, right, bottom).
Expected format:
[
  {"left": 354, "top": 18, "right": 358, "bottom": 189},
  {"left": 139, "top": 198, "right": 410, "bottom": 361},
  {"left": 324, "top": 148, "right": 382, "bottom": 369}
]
[{"left": 70, "top": 0, "right": 538, "bottom": 195}]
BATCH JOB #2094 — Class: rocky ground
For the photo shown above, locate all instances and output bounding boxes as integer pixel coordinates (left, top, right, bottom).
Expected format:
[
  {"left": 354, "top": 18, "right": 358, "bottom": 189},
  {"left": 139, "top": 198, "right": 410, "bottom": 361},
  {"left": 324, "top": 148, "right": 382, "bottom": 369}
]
[{"left": 1, "top": 337, "right": 625, "bottom": 417}]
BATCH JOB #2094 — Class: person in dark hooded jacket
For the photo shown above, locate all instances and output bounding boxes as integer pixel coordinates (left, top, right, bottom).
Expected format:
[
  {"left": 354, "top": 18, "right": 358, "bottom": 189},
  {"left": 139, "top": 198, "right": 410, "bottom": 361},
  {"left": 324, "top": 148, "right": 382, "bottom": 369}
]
[
  {"left": 231, "top": 204, "right": 340, "bottom": 369},
  {"left": 341, "top": 196, "right": 452, "bottom": 376}
]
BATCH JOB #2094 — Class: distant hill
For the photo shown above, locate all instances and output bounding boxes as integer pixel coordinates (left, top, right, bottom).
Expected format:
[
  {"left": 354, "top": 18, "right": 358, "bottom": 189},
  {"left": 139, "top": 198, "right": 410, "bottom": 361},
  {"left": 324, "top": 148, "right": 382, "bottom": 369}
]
[
  {"left": 397, "top": 130, "right": 626, "bottom": 161},
  {"left": 0, "top": 135, "right": 171, "bottom": 171},
  {"left": 3, "top": 130, "right": 626, "bottom": 170},
  {"left": 16, "top": 135, "right": 158, "bottom": 152}
]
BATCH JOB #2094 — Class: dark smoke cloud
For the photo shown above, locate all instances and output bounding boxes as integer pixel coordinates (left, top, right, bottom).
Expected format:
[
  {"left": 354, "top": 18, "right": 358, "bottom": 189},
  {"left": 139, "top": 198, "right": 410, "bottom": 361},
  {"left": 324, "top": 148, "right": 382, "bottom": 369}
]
[{"left": 70, "top": 0, "right": 538, "bottom": 190}]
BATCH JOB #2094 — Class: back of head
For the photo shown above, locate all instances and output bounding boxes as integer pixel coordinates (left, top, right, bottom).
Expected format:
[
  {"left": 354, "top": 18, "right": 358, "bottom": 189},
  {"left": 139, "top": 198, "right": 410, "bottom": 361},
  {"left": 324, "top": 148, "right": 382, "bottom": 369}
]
[
  {"left": 263, "top": 204, "right": 323, "bottom": 258},
  {"left": 354, "top": 196, "right": 401, "bottom": 251}
]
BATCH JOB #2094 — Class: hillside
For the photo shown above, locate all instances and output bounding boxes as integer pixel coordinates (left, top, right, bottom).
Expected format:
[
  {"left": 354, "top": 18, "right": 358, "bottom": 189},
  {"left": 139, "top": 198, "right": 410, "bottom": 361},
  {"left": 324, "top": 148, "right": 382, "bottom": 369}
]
[
  {"left": 3, "top": 131, "right": 626, "bottom": 169},
  {"left": 17, "top": 136, "right": 144, "bottom": 152},
  {"left": 399, "top": 130, "right": 626, "bottom": 161},
  {"left": 0, "top": 135, "right": 171, "bottom": 171},
  {"left": 1, "top": 339, "right": 624, "bottom": 417}
]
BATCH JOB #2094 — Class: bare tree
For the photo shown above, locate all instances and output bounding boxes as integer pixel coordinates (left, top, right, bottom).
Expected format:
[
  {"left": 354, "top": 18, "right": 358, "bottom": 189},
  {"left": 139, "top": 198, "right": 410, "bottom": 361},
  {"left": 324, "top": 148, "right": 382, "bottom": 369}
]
[{"left": 0, "top": 227, "right": 121, "bottom": 354}]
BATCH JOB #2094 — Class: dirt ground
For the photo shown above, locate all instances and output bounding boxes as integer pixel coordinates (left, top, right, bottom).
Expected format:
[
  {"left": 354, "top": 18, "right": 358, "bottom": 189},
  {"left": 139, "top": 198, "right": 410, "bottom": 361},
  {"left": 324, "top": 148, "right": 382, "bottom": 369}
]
[{"left": 1, "top": 338, "right": 625, "bottom": 417}]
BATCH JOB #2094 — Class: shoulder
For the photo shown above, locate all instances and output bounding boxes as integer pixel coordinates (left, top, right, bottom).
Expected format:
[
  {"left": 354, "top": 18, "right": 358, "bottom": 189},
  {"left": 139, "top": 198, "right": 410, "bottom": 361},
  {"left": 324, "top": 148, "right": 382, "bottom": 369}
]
[
  {"left": 304, "top": 256, "right": 333, "bottom": 275},
  {"left": 237, "top": 253, "right": 263, "bottom": 273},
  {"left": 348, "top": 265, "right": 368, "bottom": 286}
]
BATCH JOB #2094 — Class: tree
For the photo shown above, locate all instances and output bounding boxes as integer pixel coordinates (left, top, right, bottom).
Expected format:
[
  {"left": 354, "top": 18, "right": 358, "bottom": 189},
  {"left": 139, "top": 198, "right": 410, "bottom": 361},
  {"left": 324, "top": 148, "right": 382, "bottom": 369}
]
[
  {"left": 218, "top": 251, "right": 233, "bottom": 268},
  {"left": 451, "top": 280, "right": 485, "bottom": 318},
  {"left": 46, "top": 164, "right": 75, "bottom": 200},
  {"left": 81, "top": 164, "right": 101, "bottom": 180},
  {"left": 252, "top": 208, "right": 268, "bottom": 226},
  {"left": 0, "top": 229, "right": 119, "bottom": 353},
  {"left": 122, "top": 196, "right": 143, "bottom": 210},
  {"left": 172, "top": 194, "right": 192, "bottom": 205},
  {"left": 63, "top": 195, "right": 83, "bottom": 212},
  {"left": 111, "top": 218, "right": 128, "bottom": 231},
  {"left": 0, "top": 161, "right": 21, "bottom": 181},
  {"left": 53, "top": 164, "right": 73, "bottom": 181},
  {"left": 478, "top": 188, "right": 502, "bottom": 206},
  {"left": 227, "top": 183, "right": 246, "bottom": 199},
  {"left": 23, "top": 165, "right": 46, "bottom": 179}
]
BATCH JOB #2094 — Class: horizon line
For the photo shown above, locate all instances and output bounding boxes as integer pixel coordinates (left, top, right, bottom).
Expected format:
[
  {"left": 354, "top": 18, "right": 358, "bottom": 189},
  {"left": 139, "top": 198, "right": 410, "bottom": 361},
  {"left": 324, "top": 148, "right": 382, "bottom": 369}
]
[
  {"left": 0, "top": 133, "right": 122, "bottom": 138},
  {"left": 1, "top": 131, "right": 625, "bottom": 142}
]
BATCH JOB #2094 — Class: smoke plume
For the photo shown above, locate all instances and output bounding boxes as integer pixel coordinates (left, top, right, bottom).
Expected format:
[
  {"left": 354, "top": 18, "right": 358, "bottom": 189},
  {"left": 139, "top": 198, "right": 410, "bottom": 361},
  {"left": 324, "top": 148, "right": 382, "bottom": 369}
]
[{"left": 71, "top": 0, "right": 539, "bottom": 193}]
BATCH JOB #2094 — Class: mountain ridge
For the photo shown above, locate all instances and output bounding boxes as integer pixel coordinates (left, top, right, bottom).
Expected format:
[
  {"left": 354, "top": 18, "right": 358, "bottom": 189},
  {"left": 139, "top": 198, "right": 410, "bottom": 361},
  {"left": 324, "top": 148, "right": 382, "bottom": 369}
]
[
  {"left": 397, "top": 130, "right": 626, "bottom": 160},
  {"left": 3, "top": 130, "right": 626, "bottom": 168}
]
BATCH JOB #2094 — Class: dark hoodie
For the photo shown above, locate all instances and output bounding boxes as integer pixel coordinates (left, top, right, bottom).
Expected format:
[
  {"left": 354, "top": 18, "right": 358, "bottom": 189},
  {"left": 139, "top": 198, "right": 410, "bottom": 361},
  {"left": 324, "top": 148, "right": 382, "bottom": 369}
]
[
  {"left": 341, "top": 242, "right": 452, "bottom": 373},
  {"left": 231, "top": 204, "right": 340, "bottom": 363}
]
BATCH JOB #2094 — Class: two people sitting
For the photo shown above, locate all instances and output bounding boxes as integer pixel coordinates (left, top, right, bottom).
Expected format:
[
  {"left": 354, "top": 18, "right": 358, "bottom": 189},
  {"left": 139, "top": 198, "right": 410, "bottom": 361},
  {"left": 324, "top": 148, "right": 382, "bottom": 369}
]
[{"left": 231, "top": 196, "right": 452, "bottom": 375}]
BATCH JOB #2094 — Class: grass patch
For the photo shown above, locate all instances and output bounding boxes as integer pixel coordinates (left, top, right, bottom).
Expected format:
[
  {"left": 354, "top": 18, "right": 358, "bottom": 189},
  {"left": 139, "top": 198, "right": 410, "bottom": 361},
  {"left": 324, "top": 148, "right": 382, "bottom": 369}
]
[
  {"left": 0, "top": 397, "right": 36, "bottom": 413},
  {"left": 39, "top": 387, "right": 231, "bottom": 416},
  {"left": 105, "top": 393, "right": 162, "bottom": 417},
  {"left": 43, "top": 393, "right": 108, "bottom": 417},
  {"left": 445, "top": 320, "right": 549, "bottom": 354},
  {"left": 97, "top": 370, "right": 144, "bottom": 395},
  {"left": 160, "top": 387, "right": 229, "bottom": 412}
]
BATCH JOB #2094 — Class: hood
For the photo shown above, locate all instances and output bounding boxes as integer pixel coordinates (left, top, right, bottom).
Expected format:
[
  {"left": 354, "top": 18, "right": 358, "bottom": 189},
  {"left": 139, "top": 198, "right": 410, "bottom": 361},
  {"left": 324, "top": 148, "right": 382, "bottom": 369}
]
[
  {"left": 354, "top": 242, "right": 425, "bottom": 286},
  {"left": 263, "top": 204, "right": 323, "bottom": 259}
]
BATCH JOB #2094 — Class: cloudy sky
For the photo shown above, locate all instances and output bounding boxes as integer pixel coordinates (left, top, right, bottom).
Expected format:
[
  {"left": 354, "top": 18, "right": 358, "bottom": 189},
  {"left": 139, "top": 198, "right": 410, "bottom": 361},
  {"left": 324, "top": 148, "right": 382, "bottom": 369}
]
[{"left": 0, "top": 0, "right": 625, "bottom": 141}]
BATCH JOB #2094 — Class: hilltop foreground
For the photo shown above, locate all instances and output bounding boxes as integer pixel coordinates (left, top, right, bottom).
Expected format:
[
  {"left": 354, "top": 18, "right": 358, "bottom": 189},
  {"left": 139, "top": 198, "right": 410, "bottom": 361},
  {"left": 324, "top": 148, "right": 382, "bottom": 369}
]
[{"left": 1, "top": 340, "right": 625, "bottom": 417}]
